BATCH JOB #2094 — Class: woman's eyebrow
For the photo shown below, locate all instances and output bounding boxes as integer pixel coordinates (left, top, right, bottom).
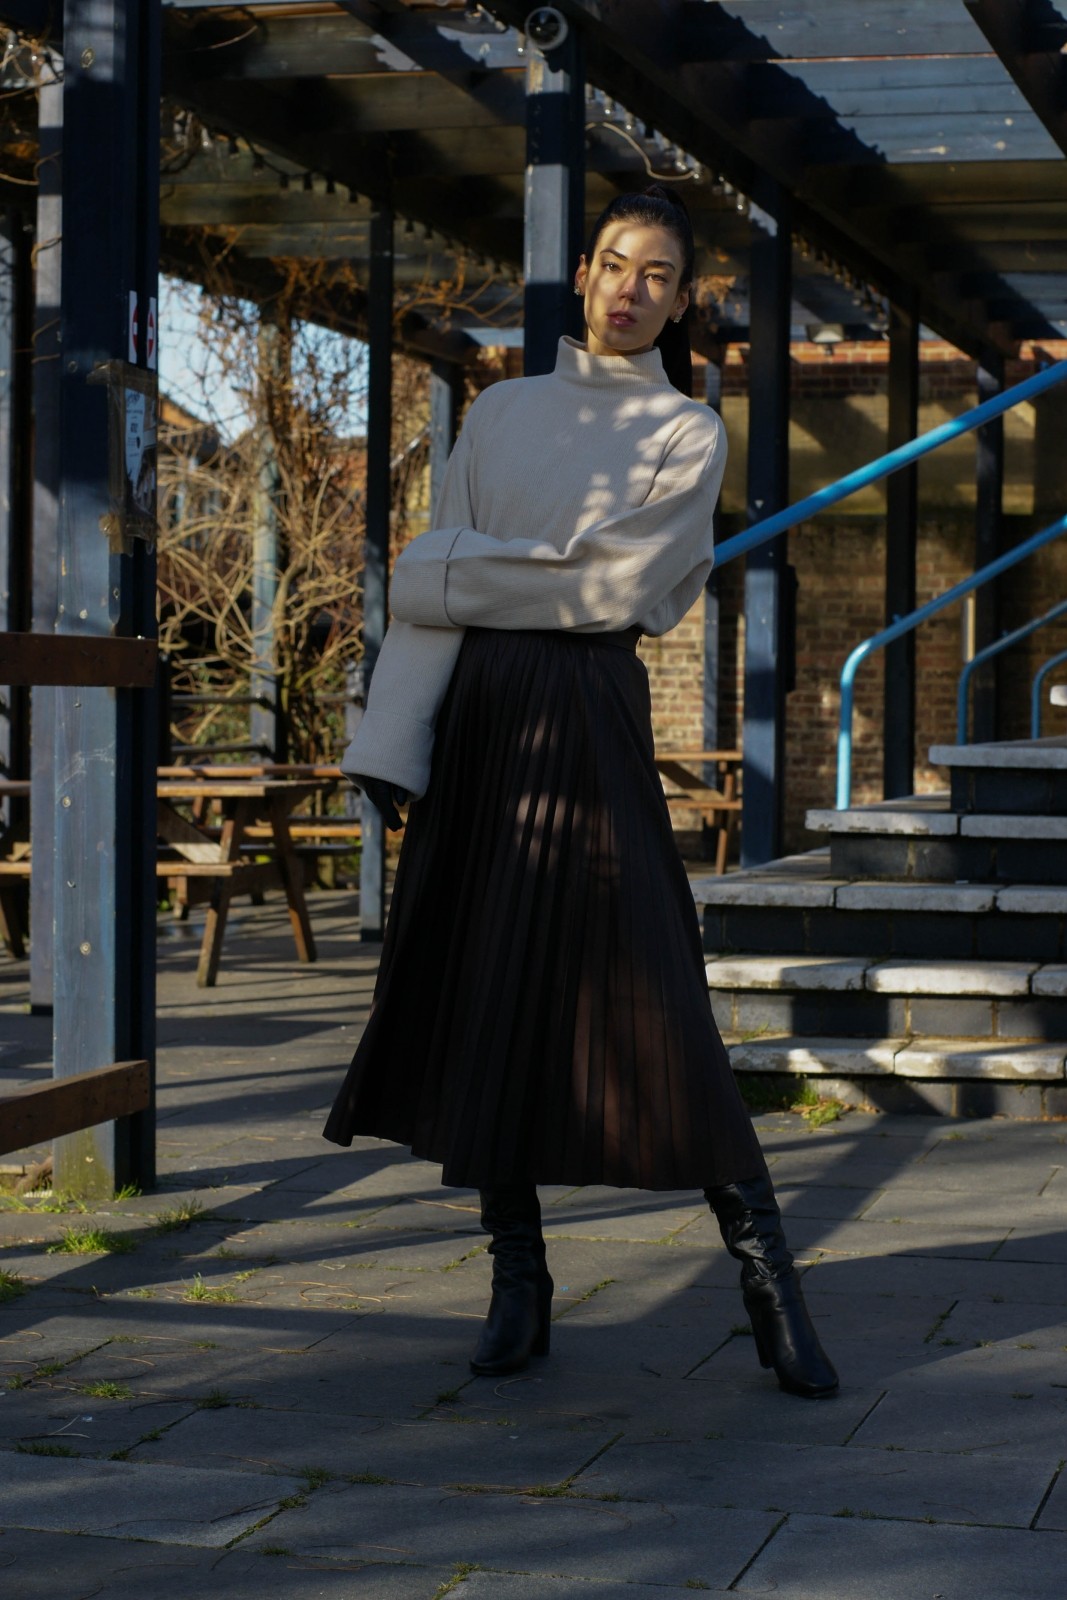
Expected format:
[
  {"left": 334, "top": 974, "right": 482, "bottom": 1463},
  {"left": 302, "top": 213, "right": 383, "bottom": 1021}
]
[{"left": 600, "top": 247, "right": 678, "bottom": 272}]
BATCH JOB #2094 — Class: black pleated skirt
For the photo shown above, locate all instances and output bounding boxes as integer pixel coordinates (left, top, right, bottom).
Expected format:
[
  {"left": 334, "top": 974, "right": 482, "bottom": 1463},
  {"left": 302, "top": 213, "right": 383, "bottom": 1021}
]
[{"left": 324, "top": 626, "right": 766, "bottom": 1191}]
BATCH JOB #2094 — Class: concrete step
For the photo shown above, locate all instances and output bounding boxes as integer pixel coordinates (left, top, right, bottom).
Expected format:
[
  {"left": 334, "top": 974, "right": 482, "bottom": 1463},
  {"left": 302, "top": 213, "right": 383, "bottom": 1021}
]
[
  {"left": 929, "top": 736, "right": 1067, "bottom": 815},
  {"left": 706, "top": 955, "right": 1067, "bottom": 1041},
  {"left": 806, "top": 795, "right": 1067, "bottom": 882},
  {"left": 722, "top": 1032, "right": 1067, "bottom": 1118},
  {"left": 694, "top": 851, "right": 1067, "bottom": 961}
]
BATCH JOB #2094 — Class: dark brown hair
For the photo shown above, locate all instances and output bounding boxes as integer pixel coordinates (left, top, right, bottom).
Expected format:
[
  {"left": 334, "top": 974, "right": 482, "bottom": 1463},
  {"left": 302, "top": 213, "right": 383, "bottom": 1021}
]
[{"left": 583, "top": 183, "right": 695, "bottom": 395}]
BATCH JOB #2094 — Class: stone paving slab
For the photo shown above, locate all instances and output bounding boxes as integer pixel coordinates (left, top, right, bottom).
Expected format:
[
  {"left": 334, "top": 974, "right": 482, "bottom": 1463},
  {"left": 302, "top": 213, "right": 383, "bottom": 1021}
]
[
  {"left": 733, "top": 1512, "right": 1067, "bottom": 1599},
  {"left": 577, "top": 1435, "right": 1052, "bottom": 1526},
  {"left": 130, "top": 1403, "right": 616, "bottom": 1489},
  {"left": 850, "top": 1384, "right": 1067, "bottom": 1455},
  {"left": 450, "top": 1371, "right": 883, "bottom": 1448},
  {"left": 3, "top": 1452, "right": 305, "bottom": 1546},
  {"left": 241, "top": 1481, "right": 780, "bottom": 1591},
  {"left": 0, "top": 1529, "right": 454, "bottom": 1600}
]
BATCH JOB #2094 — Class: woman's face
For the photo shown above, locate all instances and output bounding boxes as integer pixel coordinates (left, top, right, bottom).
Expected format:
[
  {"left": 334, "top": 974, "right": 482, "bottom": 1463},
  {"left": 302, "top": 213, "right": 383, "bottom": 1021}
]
[{"left": 574, "top": 219, "right": 690, "bottom": 358}]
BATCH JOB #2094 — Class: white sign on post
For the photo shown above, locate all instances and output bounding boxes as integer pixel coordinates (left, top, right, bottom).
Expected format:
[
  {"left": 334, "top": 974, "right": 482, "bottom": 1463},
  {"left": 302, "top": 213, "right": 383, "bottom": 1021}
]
[
  {"left": 128, "top": 289, "right": 138, "bottom": 362},
  {"left": 146, "top": 296, "right": 157, "bottom": 372}
]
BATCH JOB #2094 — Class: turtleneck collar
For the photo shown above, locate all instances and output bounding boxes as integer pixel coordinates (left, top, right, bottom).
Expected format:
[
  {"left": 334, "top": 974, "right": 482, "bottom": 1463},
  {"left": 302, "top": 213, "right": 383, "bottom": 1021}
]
[{"left": 553, "top": 334, "right": 667, "bottom": 388}]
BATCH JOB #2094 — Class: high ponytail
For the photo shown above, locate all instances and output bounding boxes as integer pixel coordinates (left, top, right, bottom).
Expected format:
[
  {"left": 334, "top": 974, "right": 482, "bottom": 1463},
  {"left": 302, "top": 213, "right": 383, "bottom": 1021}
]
[{"left": 583, "top": 181, "right": 696, "bottom": 396}]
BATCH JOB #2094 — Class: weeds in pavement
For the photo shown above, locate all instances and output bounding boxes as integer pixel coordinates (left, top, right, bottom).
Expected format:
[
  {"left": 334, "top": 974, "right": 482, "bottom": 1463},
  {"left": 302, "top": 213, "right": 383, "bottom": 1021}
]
[
  {"left": 0, "top": 1271, "right": 26, "bottom": 1302},
  {"left": 46, "top": 1227, "right": 136, "bottom": 1256},
  {"left": 78, "top": 1380, "right": 133, "bottom": 1400}
]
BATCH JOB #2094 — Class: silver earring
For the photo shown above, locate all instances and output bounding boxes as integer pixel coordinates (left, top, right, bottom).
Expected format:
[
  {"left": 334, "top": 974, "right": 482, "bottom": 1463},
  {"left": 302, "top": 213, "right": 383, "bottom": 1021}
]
[
  {"left": 574, "top": 286, "right": 583, "bottom": 296},
  {"left": 672, "top": 314, "right": 683, "bottom": 323}
]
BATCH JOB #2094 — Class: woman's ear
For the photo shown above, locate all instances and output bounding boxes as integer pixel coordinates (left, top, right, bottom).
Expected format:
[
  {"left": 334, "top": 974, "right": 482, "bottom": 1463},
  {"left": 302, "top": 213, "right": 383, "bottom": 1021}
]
[
  {"left": 673, "top": 287, "right": 691, "bottom": 321},
  {"left": 574, "top": 253, "right": 588, "bottom": 295}
]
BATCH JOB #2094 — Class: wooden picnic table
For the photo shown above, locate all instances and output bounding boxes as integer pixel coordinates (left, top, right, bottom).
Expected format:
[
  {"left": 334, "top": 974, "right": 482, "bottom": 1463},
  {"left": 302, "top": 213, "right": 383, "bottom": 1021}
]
[
  {"left": 654, "top": 749, "right": 742, "bottom": 875},
  {"left": 157, "top": 776, "right": 334, "bottom": 987}
]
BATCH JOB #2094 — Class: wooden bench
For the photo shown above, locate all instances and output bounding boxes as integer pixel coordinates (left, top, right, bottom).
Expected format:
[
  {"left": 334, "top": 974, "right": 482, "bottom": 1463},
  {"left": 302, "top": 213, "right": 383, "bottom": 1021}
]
[
  {"left": 655, "top": 749, "right": 742, "bottom": 875},
  {"left": 0, "top": 1061, "right": 150, "bottom": 1158}
]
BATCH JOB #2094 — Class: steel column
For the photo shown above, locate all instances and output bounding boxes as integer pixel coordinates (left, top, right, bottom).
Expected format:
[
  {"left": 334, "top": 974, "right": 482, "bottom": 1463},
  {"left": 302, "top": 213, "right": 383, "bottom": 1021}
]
[
  {"left": 429, "top": 356, "right": 462, "bottom": 522},
  {"left": 523, "top": 29, "right": 585, "bottom": 377},
  {"left": 741, "top": 186, "right": 792, "bottom": 867},
  {"left": 29, "top": 61, "right": 63, "bottom": 1015},
  {"left": 972, "top": 356, "right": 1004, "bottom": 743},
  {"left": 250, "top": 312, "right": 286, "bottom": 762},
  {"left": 52, "top": 0, "right": 160, "bottom": 1196},
  {"left": 0, "top": 208, "right": 32, "bottom": 828},
  {"left": 883, "top": 302, "right": 919, "bottom": 799},
  {"left": 360, "top": 195, "right": 393, "bottom": 942}
]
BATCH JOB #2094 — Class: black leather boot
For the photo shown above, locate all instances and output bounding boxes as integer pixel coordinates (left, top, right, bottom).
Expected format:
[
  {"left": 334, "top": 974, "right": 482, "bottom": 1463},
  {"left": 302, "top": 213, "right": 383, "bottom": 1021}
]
[
  {"left": 704, "top": 1174, "right": 838, "bottom": 1399},
  {"left": 470, "top": 1184, "right": 553, "bottom": 1377}
]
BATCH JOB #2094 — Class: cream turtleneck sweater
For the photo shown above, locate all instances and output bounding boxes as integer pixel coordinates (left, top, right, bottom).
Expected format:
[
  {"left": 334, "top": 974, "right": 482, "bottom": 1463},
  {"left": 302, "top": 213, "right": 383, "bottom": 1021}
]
[{"left": 341, "top": 335, "right": 727, "bottom": 798}]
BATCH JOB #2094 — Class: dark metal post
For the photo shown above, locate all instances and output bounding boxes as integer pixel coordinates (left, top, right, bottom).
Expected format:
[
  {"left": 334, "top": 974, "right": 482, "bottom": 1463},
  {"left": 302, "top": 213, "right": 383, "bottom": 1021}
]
[
  {"left": 360, "top": 195, "right": 394, "bottom": 941},
  {"left": 29, "top": 61, "right": 63, "bottom": 1015},
  {"left": 250, "top": 312, "right": 285, "bottom": 762},
  {"left": 52, "top": 0, "right": 160, "bottom": 1196},
  {"left": 0, "top": 208, "right": 32, "bottom": 827},
  {"left": 523, "top": 28, "right": 585, "bottom": 377},
  {"left": 973, "top": 355, "right": 1004, "bottom": 743},
  {"left": 741, "top": 186, "right": 792, "bottom": 867},
  {"left": 883, "top": 301, "right": 919, "bottom": 798},
  {"left": 703, "top": 352, "right": 723, "bottom": 778},
  {"left": 429, "top": 356, "right": 462, "bottom": 522}
]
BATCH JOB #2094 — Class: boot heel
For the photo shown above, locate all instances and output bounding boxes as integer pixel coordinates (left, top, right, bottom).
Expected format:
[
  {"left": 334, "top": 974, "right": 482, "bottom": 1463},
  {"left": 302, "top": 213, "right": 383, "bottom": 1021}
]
[
  {"left": 747, "top": 1311, "right": 773, "bottom": 1370},
  {"left": 532, "top": 1278, "right": 553, "bottom": 1357}
]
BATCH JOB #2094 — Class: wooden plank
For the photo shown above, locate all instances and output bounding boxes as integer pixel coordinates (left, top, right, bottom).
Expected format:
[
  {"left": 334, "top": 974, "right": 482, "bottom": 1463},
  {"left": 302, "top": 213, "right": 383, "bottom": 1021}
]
[
  {"left": 0, "top": 633, "right": 157, "bottom": 687},
  {"left": 0, "top": 1061, "right": 150, "bottom": 1157}
]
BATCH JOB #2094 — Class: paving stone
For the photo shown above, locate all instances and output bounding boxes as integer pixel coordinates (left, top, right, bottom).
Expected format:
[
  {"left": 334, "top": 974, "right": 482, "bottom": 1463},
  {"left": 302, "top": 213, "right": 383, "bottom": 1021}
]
[
  {"left": 459, "top": 1577, "right": 732, "bottom": 1598},
  {"left": 894, "top": 1041, "right": 1066, "bottom": 1080},
  {"left": 726, "top": 1036, "right": 900, "bottom": 1076},
  {"left": 541, "top": 1188, "right": 704, "bottom": 1243},
  {"left": 796, "top": 1251, "right": 1067, "bottom": 1305},
  {"left": 0, "top": 1529, "right": 450, "bottom": 1600},
  {"left": 243, "top": 1480, "right": 778, "bottom": 1590},
  {"left": 997, "top": 886, "right": 1067, "bottom": 913},
  {"left": 129, "top": 1402, "right": 615, "bottom": 1489},
  {"left": 778, "top": 1213, "right": 1009, "bottom": 1260},
  {"left": 0, "top": 1391, "right": 194, "bottom": 1456},
  {"left": 866, "top": 959, "right": 1037, "bottom": 996},
  {"left": 694, "top": 877, "right": 839, "bottom": 908},
  {"left": 577, "top": 1434, "right": 1048, "bottom": 1526},
  {"left": 3, "top": 1451, "right": 304, "bottom": 1545},
  {"left": 835, "top": 882, "right": 996, "bottom": 912},
  {"left": 962, "top": 813, "right": 1067, "bottom": 839},
  {"left": 935, "top": 1296, "right": 1067, "bottom": 1351},
  {"left": 1032, "top": 963, "right": 1067, "bottom": 996},
  {"left": 705, "top": 956, "right": 869, "bottom": 991},
  {"left": 848, "top": 1384, "right": 1067, "bottom": 1454},
  {"left": 734, "top": 1512, "right": 1067, "bottom": 1600},
  {"left": 807, "top": 804, "right": 957, "bottom": 836}
]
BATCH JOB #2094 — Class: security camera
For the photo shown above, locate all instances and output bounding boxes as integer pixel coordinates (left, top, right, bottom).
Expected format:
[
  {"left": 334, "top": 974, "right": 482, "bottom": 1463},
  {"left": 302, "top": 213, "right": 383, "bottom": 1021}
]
[{"left": 526, "top": 7, "right": 569, "bottom": 51}]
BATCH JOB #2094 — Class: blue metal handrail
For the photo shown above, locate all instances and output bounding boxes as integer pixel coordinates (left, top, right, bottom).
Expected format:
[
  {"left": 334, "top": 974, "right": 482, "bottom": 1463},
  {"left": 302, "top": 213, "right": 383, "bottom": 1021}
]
[
  {"left": 715, "top": 359, "right": 1067, "bottom": 568},
  {"left": 956, "top": 599, "right": 1067, "bottom": 743},
  {"left": 835, "top": 512, "right": 1067, "bottom": 808},
  {"left": 1032, "top": 647, "right": 1067, "bottom": 738}
]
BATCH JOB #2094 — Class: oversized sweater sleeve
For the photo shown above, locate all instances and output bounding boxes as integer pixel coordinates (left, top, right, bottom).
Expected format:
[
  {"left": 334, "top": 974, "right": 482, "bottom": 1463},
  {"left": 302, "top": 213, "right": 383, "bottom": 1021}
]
[
  {"left": 389, "top": 408, "right": 725, "bottom": 637},
  {"left": 337, "top": 412, "right": 475, "bottom": 799}
]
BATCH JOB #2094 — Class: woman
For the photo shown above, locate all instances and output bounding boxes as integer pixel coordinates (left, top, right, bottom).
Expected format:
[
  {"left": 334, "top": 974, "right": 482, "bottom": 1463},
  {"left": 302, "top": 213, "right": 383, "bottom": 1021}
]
[{"left": 325, "top": 184, "right": 838, "bottom": 1401}]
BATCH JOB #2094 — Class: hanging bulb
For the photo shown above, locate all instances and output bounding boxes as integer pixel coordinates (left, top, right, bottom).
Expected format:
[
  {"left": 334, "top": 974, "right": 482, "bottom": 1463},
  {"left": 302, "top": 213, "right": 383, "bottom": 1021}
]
[
  {"left": 325, "top": 175, "right": 336, "bottom": 195},
  {"left": 303, "top": 172, "right": 314, "bottom": 192}
]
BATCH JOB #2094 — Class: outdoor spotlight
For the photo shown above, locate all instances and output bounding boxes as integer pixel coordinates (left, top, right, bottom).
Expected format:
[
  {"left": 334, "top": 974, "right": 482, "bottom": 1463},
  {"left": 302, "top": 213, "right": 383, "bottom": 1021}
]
[{"left": 526, "top": 7, "right": 569, "bottom": 51}]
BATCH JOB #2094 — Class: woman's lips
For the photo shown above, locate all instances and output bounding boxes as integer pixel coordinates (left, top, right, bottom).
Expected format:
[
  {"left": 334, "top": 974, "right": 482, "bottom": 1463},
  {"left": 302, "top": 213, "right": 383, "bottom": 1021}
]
[{"left": 607, "top": 313, "right": 636, "bottom": 327}]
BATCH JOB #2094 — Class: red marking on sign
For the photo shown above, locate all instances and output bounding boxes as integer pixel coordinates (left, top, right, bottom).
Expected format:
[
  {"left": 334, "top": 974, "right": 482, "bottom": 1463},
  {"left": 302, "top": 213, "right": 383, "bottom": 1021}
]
[{"left": 128, "top": 290, "right": 139, "bottom": 362}]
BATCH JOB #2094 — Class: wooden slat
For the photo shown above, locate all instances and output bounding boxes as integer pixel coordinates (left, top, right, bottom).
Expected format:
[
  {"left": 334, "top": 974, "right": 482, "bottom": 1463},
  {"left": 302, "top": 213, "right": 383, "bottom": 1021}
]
[
  {"left": 0, "top": 634, "right": 157, "bottom": 687},
  {"left": 0, "top": 1060, "right": 150, "bottom": 1156}
]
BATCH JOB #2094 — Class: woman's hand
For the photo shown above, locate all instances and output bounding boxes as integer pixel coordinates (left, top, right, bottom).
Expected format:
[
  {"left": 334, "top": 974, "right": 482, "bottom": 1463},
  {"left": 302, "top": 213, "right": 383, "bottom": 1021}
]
[{"left": 351, "top": 776, "right": 408, "bottom": 831}]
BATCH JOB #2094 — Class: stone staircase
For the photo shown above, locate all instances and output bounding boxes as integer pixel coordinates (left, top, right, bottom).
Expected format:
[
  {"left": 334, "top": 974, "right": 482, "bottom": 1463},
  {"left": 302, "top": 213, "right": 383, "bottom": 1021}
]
[{"left": 693, "top": 736, "right": 1067, "bottom": 1118}]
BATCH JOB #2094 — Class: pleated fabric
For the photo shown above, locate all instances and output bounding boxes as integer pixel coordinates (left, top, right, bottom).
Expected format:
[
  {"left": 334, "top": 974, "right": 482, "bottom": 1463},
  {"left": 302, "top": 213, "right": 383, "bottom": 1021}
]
[{"left": 324, "top": 627, "right": 767, "bottom": 1191}]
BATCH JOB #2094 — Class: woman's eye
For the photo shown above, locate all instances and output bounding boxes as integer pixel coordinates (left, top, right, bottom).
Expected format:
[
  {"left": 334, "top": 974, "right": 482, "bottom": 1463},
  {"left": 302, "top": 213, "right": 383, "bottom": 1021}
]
[{"left": 649, "top": 274, "right": 667, "bottom": 284}]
